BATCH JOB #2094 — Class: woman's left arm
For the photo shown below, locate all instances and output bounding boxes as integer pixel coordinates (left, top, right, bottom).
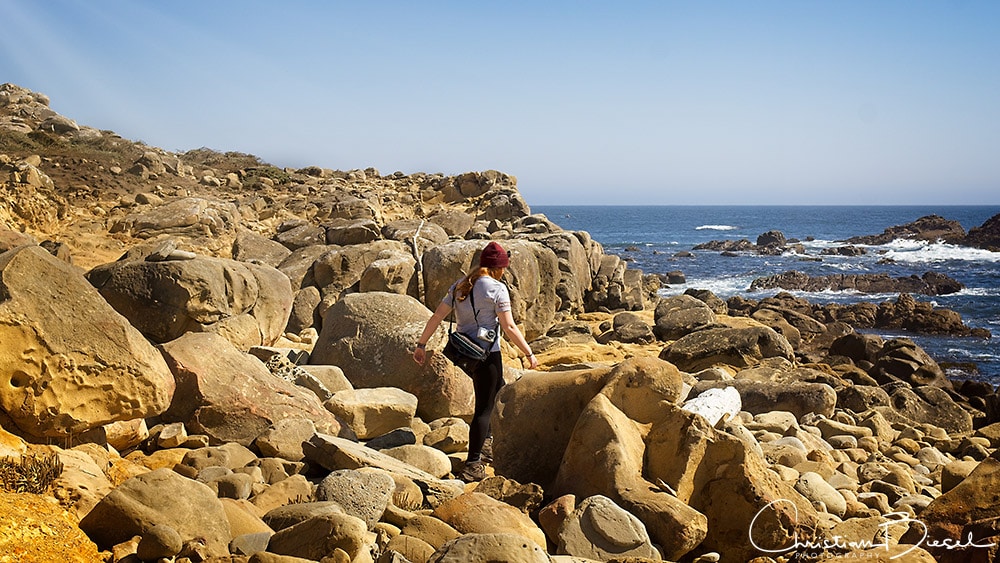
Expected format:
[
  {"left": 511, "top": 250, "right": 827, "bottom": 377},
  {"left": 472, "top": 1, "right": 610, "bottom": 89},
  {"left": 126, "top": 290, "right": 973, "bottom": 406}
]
[
  {"left": 498, "top": 310, "right": 539, "bottom": 369},
  {"left": 413, "top": 301, "right": 452, "bottom": 365}
]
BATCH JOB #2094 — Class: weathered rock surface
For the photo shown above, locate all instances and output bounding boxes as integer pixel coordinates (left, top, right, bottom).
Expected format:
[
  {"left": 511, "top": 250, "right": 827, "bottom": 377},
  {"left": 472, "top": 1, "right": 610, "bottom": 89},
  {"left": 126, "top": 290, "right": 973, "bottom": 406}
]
[
  {"left": 0, "top": 245, "right": 174, "bottom": 438},
  {"left": 88, "top": 251, "right": 293, "bottom": 349},
  {"left": 749, "top": 270, "right": 964, "bottom": 296},
  {"left": 846, "top": 214, "right": 967, "bottom": 245},
  {"left": 660, "top": 326, "right": 794, "bottom": 372},
  {"left": 159, "top": 332, "right": 342, "bottom": 443},
  {"left": 79, "top": 468, "right": 232, "bottom": 557},
  {"left": 309, "top": 291, "right": 474, "bottom": 421}
]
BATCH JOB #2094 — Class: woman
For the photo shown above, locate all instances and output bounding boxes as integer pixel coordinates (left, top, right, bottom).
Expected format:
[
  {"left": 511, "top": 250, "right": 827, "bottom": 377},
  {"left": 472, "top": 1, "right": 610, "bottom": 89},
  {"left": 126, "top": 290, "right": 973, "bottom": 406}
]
[{"left": 412, "top": 241, "right": 539, "bottom": 482}]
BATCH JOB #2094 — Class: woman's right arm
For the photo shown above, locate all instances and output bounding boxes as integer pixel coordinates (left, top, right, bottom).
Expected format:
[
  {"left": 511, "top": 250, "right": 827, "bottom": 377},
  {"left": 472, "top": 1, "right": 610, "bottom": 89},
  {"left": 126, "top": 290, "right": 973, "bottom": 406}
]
[{"left": 413, "top": 301, "right": 452, "bottom": 365}]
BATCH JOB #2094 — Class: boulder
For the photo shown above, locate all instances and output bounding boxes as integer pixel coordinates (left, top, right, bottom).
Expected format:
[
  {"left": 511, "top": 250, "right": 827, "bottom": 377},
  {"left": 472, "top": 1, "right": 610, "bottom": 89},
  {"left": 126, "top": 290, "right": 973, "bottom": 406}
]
[
  {"left": 653, "top": 294, "right": 718, "bottom": 341},
  {"left": 381, "top": 444, "right": 452, "bottom": 478},
  {"left": 232, "top": 228, "right": 293, "bottom": 268},
  {"left": 964, "top": 212, "right": 1000, "bottom": 251},
  {"left": 749, "top": 270, "right": 964, "bottom": 296},
  {"left": 660, "top": 326, "right": 794, "bottom": 372},
  {"left": 382, "top": 219, "right": 450, "bottom": 251},
  {"left": 642, "top": 404, "right": 819, "bottom": 561},
  {"left": 846, "top": 214, "right": 967, "bottom": 245},
  {"left": 874, "top": 385, "right": 973, "bottom": 436},
  {"left": 309, "top": 292, "right": 474, "bottom": 422},
  {"left": 608, "top": 311, "right": 655, "bottom": 344},
  {"left": 427, "top": 533, "right": 551, "bottom": 563},
  {"left": 528, "top": 231, "right": 595, "bottom": 315},
  {"left": 263, "top": 501, "right": 346, "bottom": 532},
  {"left": 323, "top": 217, "right": 382, "bottom": 246},
  {"left": 427, "top": 209, "right": 475, "bottom": 238},
  {"left": 159, "top": 332, "right": 342, "bottom": 444},
  {"left": 324, "top": 387, "right": 417, "bottom": 440},
  {"left": 285, "top": 286, "right": 321, "bottom": 335},
  {"left": 556, "top": 494, "right": 659, "bottom": 560},
  {"left": 0, "top": 245, "right": 174, "bottom": 438},
  {"left": 88, "top": 252, "right": 293, "bottom": 349},
  {"left": 254, "top": 418, "right": 316, "bottom": 462},
  {"left": 692, "top": 379, "right": 837, "bottom": 418},
  {"left": 109, "top": 197, "right": 240, "bottom": 250},
  {"left": 421, "top": 239, "right": 560, "bottom": 340},
  {"left": 585, "top": 254, "right": 646, "bottom": 312},
  {"left": 550, "top": 392, "right": 707, "bottom": 560},
  {"left": 275, "top": 223, "right": 327, "bottom": 250},
  {"left": 315, "top": 469, "right": 396, "bottom": 529},
  {"left": 311, "top": 239, "right": 410, "bottom": 299},
  {"left": 302, "top": 433, "right": 464, "bottom": 500},
  {"left": 902, "top": 449, "right": 1000, "bottom": 562},
  {"left": 872, "top": 338, "right": 951, "bottom": 388},
  {"left": 266, "top": 512, "right": 372, "bottom": 561},
  {"left": 277, "top": 245, "right": 331, "bottom": 290},
  {"left": 432, "top": 492, "right": 547, "bottom": 548},
  {"left": 358, "top": 250, "right": 418, "bottom": 296},
  {"left": 492, "top": 366, "right": 616, "bottom": 488},
  {"left": 79, "top": 468, "right": 232, "bottom": 557}
]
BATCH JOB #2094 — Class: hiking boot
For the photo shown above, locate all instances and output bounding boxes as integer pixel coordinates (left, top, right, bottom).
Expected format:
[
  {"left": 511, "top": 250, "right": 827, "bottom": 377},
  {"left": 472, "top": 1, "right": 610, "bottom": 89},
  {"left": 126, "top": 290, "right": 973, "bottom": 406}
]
[
  {"left": 459, "top": 460, "right": 487, "bottom": 482},
  {"left": 481, "top": 436, "right": 494, "bottom": 465}
]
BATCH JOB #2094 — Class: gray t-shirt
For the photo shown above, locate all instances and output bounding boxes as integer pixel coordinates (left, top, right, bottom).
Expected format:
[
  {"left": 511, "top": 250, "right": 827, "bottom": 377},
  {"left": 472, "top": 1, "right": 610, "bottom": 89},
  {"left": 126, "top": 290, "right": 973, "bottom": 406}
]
[{"left": 444, "top": 276, "right": 511, "bottom": 352}]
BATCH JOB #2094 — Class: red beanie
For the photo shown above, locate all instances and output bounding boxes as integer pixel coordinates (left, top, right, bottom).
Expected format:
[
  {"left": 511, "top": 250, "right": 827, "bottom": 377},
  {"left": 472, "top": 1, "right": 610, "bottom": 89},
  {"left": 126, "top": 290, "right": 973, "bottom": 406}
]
[{"left": 479, "top": 241, "right": 510, "bottom": 268}]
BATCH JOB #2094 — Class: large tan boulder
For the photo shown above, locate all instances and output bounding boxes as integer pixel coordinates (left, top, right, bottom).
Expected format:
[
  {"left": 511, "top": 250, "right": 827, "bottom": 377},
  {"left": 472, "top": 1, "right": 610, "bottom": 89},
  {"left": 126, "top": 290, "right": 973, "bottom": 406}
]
[
  {"left": 654, "top": 294, "right": 718, "bottom": 341},
  {"left": 88, "top": 252, "right": 293, "bottom": 349},
  {"left": 79, "top": 468, "right": 232, "bottom": 557},
  {"left": 420, "top": 239, "right": 560, "bottom": 340},
  {"left": 660, "top": 326, "right": 794, "bottom": 372},
  {"left": 108, "top": 197, "right": 240, "bottom": 251},
  {"left": 428, "top": 533, "right": 551, "bottom": 563},
  {"left": 0, "top": 246, "right": 174, "bottom": 438},
  {"left": 642, "top": 404, "right": 820, "bottom": 561},
  {"left": 432, "top": 492, "right": 547, "bottom": 548},
  {"left": 552, "top": 393, "right": 707, "bottom": 560},
  {"left": 159, "top": 332, "right": 342, "bottom": 444},
  {"left": 528, "top": 231, "right": 595, "bottom": 315},
  {"left": 309, "top": 292, "right": 474, "bottom": 421},
  {"left": 324, "top": 388, "right": 417, "bottom": 440},
  {"left": 312, "top": 239, "right": 411, "bottom": 299},
  {"left": 492, "top": 366, "right": 616, "bottom": 488}
]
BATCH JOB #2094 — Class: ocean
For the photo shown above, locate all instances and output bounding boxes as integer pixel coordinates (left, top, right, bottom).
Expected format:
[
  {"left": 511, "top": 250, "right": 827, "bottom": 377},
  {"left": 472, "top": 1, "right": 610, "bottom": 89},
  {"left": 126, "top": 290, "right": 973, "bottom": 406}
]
[{"left": 533, "top": 205, "right": 1000, "bottom": 384}]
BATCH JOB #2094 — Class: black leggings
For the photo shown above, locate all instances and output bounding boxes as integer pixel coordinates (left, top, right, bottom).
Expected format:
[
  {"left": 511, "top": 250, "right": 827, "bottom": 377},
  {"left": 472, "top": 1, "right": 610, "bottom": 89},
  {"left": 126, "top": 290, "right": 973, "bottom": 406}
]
[{"left": 466, "top": 351, "right": 504, "bottom": 462}]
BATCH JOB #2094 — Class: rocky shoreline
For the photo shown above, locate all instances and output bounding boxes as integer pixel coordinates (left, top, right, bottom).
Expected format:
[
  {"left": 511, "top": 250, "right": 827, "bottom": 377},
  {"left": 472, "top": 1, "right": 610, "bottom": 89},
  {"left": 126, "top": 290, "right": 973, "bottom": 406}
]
[{"left": 3, "top": 82, "right": 1000, "bottom": 562}]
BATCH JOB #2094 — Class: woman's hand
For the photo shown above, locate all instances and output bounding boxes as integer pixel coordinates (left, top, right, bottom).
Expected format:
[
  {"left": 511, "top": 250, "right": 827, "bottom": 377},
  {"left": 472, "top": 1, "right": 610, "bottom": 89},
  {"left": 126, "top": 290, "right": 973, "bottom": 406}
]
[
  {"left": 413, "top": 346, "right": 427, "bottom": 365},
  {"left": 524, "top": 354, "right": 539, "bottom": 370}
]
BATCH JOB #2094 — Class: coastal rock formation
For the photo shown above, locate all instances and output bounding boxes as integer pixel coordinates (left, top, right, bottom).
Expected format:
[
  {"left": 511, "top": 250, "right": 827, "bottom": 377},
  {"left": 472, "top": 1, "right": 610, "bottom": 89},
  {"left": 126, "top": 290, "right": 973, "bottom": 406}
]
[
  {"left": 964, "top": 212, "right": 1000, "bottom": 251},
  {"left": 2, "top": 83, "right": 998, "bottom": 563},
  {"left": 846, "top": 214, "right": 967, "bottom": 245},
  {"left": 749, "top": 270, "right": 964, "bottom": 296}
]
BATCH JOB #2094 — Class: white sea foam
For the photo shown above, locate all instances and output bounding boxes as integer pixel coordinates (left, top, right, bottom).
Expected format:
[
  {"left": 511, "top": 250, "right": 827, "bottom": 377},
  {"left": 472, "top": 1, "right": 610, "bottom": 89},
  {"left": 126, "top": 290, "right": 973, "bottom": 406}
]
[
  {"left": 657, "top": 275, "right": 754, "bottom": 298},
  {"left": 695, "top": 224, "right": 739, "bottom": 231},
  {"left": 955, "top": 287, "right": 1000, "bottom": 297},
  {"left": 819, "top": 261, "right": 872, "bottom": 272},
  {"left": 881, "top": 239, "right": 1000, "bottom": 263}
]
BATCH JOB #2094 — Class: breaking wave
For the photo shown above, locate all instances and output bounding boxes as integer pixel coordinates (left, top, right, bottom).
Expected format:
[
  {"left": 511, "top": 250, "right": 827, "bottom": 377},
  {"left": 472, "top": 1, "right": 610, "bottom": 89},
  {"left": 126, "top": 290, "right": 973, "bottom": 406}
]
[
  {"left": 695, "top": 224, "right": 738, "bottom": 231},
  {"left": 881, "top": 240, "right": 1000, "bottom": 263}
]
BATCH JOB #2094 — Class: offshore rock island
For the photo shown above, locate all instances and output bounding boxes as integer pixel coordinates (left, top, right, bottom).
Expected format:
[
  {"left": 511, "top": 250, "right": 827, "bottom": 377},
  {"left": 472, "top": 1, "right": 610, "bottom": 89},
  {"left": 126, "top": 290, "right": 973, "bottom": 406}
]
[{"left": 2, "top": 82, "right": 1000, "bottom": 562}]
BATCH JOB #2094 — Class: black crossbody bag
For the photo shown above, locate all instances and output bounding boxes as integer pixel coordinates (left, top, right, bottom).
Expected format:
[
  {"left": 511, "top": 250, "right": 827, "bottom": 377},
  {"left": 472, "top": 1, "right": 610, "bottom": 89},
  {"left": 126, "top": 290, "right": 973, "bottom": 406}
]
[{"left": 443, "top": 282, "right": 500, "bottom": 369}]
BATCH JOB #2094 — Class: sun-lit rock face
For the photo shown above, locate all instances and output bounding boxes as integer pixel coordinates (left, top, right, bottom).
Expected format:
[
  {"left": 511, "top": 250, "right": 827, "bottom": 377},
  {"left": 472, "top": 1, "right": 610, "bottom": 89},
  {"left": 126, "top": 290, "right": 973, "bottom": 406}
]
[{"left": 0, "top": 245, "right": 175, "bottom": 439}]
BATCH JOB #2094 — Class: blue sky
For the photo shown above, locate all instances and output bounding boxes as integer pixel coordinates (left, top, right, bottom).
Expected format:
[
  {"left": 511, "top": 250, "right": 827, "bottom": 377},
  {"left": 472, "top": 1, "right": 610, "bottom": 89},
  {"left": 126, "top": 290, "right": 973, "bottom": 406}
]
[{"left": 1, "top": 1, "right": 998, "bottom": 205}]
